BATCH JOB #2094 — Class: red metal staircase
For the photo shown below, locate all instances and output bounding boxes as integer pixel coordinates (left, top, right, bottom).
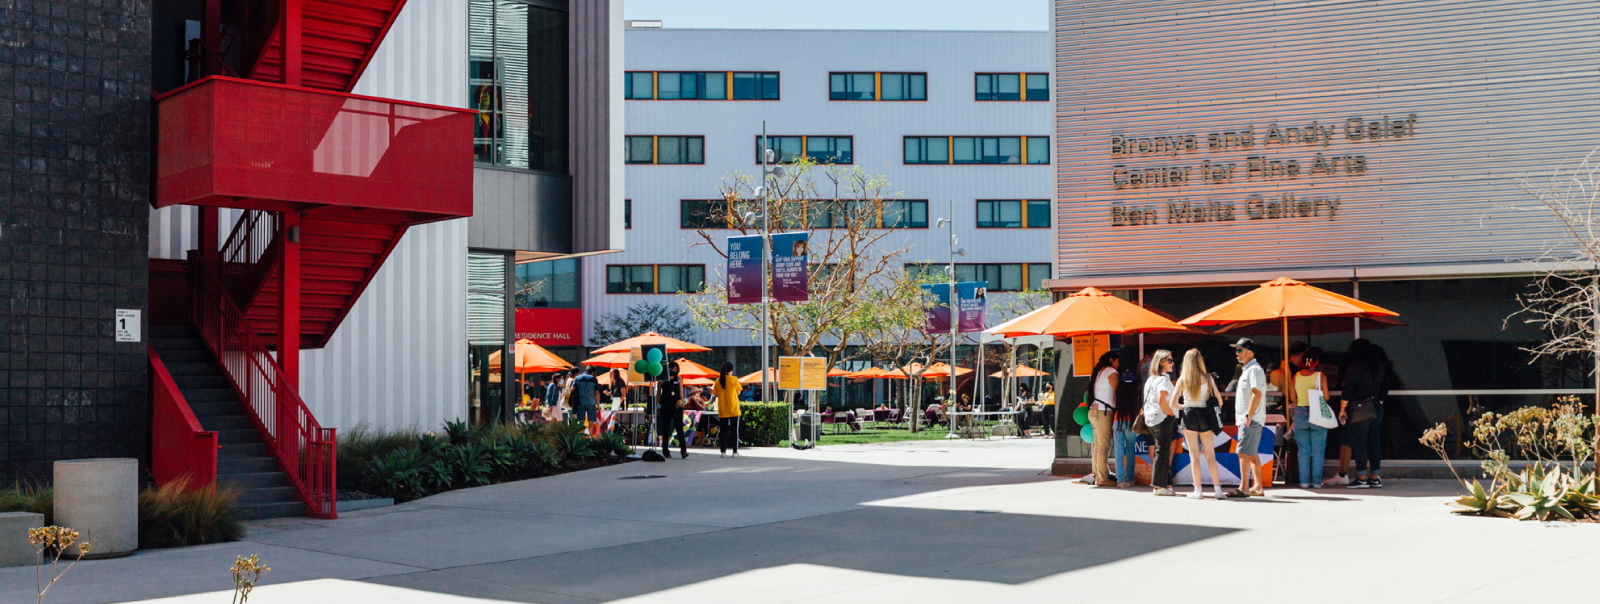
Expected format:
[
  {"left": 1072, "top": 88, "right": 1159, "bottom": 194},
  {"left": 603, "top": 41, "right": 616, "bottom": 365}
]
[{"left": 150, "top": 0, "right": 472, "bottom": 517}]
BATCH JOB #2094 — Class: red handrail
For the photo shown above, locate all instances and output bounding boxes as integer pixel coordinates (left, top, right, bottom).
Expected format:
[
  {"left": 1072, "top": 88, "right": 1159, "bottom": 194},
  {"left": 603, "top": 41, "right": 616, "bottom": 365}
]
[
  {"left": 192, "top": 271, "right": 337, "bottom": 518},
  {"left": 150, "top": 345, "right": 219, "bottom": 489}
]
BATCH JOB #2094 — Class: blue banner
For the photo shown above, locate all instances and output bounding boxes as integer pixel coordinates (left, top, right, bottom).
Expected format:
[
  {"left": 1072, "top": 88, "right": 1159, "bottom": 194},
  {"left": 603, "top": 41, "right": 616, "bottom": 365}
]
[
  {"left": 770, "top": 232, "right": 809, "bottom": 302},
  {"left": 922, "top": 281, "right": 987, "bottom": 334},
  {"left": 727, "top": 235, "right": 763, "bottom": 305}
]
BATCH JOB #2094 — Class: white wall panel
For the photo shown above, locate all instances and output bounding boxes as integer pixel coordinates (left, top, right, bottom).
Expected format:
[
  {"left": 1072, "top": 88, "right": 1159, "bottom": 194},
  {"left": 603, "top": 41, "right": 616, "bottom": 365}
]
[{"left": 588, "top": 29, "right": 1054, "bottom": 347}]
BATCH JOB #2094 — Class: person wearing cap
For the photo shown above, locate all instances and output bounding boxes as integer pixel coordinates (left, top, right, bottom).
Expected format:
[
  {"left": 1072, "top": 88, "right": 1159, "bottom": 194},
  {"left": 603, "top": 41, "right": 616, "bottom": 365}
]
[{"left": 1230, "top": 338, "right": 1269, "bottom": 498}]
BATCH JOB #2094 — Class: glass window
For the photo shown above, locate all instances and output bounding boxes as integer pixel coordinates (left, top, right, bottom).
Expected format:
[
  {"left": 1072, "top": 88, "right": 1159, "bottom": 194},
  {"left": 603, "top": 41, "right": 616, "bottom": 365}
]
[
  {"left": 1025, "top": 73, "right": 1048, "bottom": 101},
  {"left": 704, "top": 72, "right": 728, "bottom": 100},
  {"left": 681, "top": 200, "right": 728, "bottom": 229},
  {"left": 625, "top": 136, "right": 654, "bottom": 164},
  {"left": 658, "top": 265, "right": 706, "bottom": 293},
  {"left": 656, "top": 72, "right": 685, "bottom": 99},
  {"left": 995, "top": 137, "right": 1021, "bottom": 163},
  {"left": 1026, "top": 200, "right": 1051, "bottom": 228},
  {"left": 732, "top": 72, "right": 779, "bottom": 100},
  {"left": 952, "top": 137, "right": 1023, "bottom": 164},
  {"left": 880, "top": 73, "right": 926, "bottom": 100},
  {"left": 829, "top": 72, "right": 875, "bottom": 100},
  {"left": 1027, "top": 136, "right": 1049, "bottom": 164},
  {"left": 806, "top": 136, "right": 852, "bottom": 164},
  {"left": 882, "top": 200, "right": 928, "bottom": 228},
  {"left": 624, "top": 71, "right": 654, "bottom": 99},
  {"left": 954, "top": 264, "right": 978, "bottom": 283},
  {"left": 624, "top": 199, "right": 632, "bottom": 229},
  {"left": 904, "top": 137, "right": 949, "bottom": 164},
  {"left": 976, "top": 73, "right": 1020, "bottom": 101},
  {"left": 515, "top": 258, "right": 580, "bottom": 308},
  {"left": 951, "top": 137, "right": 978, "bottom": 164},
  {"left": 1027, "top": 263, "right": 1050, "bottom": 291},
  {"left": 468, "top": 0, "right": 567, "bottom": 172},
  {"left": 756, "top": 136, "right": 804, "bottom": 163},
  {"left": 606, "top": 265, "right": 655, "bottom": 294},
  {"left": 656, "top": 136, "right": 704, "bottom": 164},
  {"left": 976, "top": 200, "right": 1023, "bottom": 228}
]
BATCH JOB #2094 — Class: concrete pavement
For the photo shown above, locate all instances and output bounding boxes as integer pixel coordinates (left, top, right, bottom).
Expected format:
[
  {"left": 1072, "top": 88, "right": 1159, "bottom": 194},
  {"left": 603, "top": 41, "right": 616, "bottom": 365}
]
[{"left": 4, "top": 438, "right": 1595, "bottom": 603}]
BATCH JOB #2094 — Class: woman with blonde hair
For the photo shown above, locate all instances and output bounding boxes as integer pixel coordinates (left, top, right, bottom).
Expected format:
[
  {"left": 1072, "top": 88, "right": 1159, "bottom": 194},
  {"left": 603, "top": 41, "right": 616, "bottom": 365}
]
[
  {"left": 1141, "top": 349, "right": 1179, "bottom": 496},
  {"left": 1176, "top": 349, "right": 1225, "bottom": 499}
]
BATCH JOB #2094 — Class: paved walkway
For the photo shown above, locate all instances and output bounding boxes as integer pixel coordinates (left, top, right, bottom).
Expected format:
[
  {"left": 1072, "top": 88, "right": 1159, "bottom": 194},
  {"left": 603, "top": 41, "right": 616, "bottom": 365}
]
[{"left": 6, "top": 439, "right": 1596, "bottom": 603}]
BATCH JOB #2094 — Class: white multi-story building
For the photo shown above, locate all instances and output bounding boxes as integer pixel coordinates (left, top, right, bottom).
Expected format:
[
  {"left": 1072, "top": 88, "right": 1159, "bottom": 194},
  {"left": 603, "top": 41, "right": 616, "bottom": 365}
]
[{"left": 545, "top": 27, "right": 1053, "bottom": 360}]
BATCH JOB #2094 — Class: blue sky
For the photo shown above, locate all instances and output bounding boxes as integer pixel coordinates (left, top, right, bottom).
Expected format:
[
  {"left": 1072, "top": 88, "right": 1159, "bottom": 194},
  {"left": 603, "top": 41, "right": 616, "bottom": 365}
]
[{"left": 622, "top": 0, "right": 1048, "bottom": 31}]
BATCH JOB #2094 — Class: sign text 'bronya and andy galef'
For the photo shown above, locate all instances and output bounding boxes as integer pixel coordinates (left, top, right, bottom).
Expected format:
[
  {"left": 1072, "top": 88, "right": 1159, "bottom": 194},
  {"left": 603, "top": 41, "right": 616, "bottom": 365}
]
[{"left": 1106, "top": 115, "right": 1418, "bottom": 227}]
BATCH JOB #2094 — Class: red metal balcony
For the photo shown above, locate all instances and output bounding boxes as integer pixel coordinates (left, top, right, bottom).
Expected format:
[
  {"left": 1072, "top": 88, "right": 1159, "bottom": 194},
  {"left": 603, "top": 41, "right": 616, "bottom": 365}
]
[{"left": 156, "top": 75, "right": 474, "bottom": 218}]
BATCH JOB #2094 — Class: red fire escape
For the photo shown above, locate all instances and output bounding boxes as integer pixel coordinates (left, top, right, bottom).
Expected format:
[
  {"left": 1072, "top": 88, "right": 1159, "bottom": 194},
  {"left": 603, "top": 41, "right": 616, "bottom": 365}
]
[{"left": 149, "top": 0, "right": 474, "bottom": 518}]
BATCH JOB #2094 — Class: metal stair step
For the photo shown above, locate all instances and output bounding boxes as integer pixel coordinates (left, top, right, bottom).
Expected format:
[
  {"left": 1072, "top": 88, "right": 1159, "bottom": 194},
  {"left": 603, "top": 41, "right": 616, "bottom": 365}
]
[
  {"left": 218, "top": 472, "right": 287, "bottom": 490},
  {"left": 236, "top": 501, "right": 305, "bottom": 520},
  {"left": 188, "top": 401, "right": 244, "bottom": 416},
  {"left": 218, "top": 456, "right": 278, "bottom": 474},
  {"left": 218, "top": 442, "right": 269, "bottom": 458},
  {"left": 155, "top": 349, "right": 213, "bottom": 363},
  {"left": 185, "top": 388, "right": 240, "bottom": 403},
  {"left": 200, "top": 414, "right": 252, "bottom": 431},
  {"left": 236, "top": 486, "right": 299, "bottom": 505},
  {"left": 166, "top": 362, "right": 223, "bottom": 376},
  {"left": 218, "top": 429, "right": 261, "bottom": 445},
  {"left": 150, "top": 337, "right": 207, "bottom": 352},
  {"left": 173, "top": 375, "right": 232, "bottom": 390}
]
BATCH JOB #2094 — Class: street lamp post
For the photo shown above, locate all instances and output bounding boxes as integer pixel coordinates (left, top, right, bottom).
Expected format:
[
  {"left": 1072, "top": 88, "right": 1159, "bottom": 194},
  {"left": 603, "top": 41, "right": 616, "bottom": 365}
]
[{"left": 937, "top": 198, "right": 965, "bottom": 439}]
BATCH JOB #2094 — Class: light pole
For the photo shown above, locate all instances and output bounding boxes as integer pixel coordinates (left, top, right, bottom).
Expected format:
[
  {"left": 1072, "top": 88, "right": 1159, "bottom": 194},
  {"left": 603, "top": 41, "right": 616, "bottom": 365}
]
[
  {"left": 936, "top": 198, "right": 965, "bottom": 439},
  {"left": 759, "top": 121, "right": 788, "bottom": 442}
]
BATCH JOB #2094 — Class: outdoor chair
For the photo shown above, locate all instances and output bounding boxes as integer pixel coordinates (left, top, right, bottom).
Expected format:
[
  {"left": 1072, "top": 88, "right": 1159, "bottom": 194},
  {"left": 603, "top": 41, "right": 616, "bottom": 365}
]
[
  {"left": 887, "top": 409, "right": 905, "bottom": 427},
  {"left": 840, "top": 411, "right": 861, "bottom": 432}
]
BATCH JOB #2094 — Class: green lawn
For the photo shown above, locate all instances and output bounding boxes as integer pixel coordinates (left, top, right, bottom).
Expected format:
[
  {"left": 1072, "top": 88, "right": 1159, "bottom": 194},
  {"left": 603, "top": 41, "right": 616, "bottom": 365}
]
[{"left": 778, "top": 425, "right": 986, "bottom": 447}]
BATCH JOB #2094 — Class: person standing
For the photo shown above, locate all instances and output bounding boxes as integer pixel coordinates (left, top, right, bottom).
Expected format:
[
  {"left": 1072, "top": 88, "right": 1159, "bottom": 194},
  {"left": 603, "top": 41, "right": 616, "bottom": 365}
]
[
  {"left": 1078, "top": 352, "right": 1119, "bottom": 486},
  {"left": 1340, "top": 339, "right": 1390, "bottom": 488},
  {"left": 1111, "top": 373, "right": 1141, "bottom": 488},
  {"left": 1291, "top": 347, "right": 1330, "bottom": 488},
  {"left": 1177, "top": 349, "right": 1225, "bottom": 499},
  {"left": 1142, "top": 350, "right": 1179, "bottom": 496},
  {"left": 1039, "top": 382, "right": 1056, "bottom": 435},
  {"left": 713, "top": 361, "right": 744, "bottom": 458},
  {"left": 544, "top": 370, "right": 568, "bottom": 422},
  {"left": 570, "top": 366, "right": 600, "bottom": 427},
  {"left": 658, "top": 363, "right": 689, "bottom": 459},
  {"left": 1229, "top": 338, "right": 1269, "bottom": 498}
]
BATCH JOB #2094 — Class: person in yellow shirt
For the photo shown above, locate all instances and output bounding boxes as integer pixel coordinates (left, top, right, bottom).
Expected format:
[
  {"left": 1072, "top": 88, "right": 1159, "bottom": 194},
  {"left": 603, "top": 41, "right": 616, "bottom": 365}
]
[
  {"left": 1039, "top": 382, "right": 1056, "bottom": 435},
  {"left": 712, "top": 361, "right": 743, "bottom": 458}
]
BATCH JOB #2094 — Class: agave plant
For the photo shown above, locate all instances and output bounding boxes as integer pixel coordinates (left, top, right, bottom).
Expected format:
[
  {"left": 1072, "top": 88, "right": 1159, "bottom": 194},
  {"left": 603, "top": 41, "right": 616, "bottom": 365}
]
[
  {"left": 365, "top": 448, "right": 427, "bottom": 500},
  {"left": 449, "top": 443, "right": 494, "bottom": 487},
  {"left": 489, "top": 438, "right": 530, "bottom": 478},
  {"left": 553, "top": 432, "right": 595, "bottom": 464},
  {"left": 596, "top": 431, "right": 632, "bottom": 460},
  {"left": 442, "top": 419, "right": 476, "bottom": 446},
  {"left": 1450, "top": 480, "right": 1513, "bottom": 517}
]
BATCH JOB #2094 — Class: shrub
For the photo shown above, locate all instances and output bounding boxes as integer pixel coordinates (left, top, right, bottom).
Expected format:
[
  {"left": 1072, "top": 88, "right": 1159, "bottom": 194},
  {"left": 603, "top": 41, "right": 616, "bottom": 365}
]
[
  {"left": 138, "top": 479, "right": 244, "bottom": 549},
  {"left": 338, "top": 426, "right": 415, "bottom": 494},
  {"left": 0, "top": 484, "right": 53, "bottom": 525},
  {"left": 448, "top": 443, "right": 494, "bottom": 487},
  {"left": 366, "top": 448, "right": 428, "bottom": 501},
  {"left": 1420, "top": 398, "right": 1598, "bottom": 521},
  {"left": 596, "top": 431, "right": 632, "bottom": 460},
  {"left": 553, "top": 431, "right": 595, "bottom": 464},
  {"left": 442, "top": 419, "right": 477, "bottom": 446},
  {"left": 738, "top": 403, "right": 789, "bottom": 447}
]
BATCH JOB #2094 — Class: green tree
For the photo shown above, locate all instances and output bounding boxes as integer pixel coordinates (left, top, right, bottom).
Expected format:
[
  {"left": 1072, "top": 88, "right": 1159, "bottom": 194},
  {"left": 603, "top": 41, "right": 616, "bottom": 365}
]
[{"left": 588, "top": 302, "right": 695, "bottom": 347}]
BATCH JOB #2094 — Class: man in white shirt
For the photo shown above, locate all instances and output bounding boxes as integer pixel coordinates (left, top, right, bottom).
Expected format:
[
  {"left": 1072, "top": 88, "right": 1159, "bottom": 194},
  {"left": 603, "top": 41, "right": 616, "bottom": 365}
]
[{"left": 1230, "top": 338, "right": 1269, "bottom": 497}]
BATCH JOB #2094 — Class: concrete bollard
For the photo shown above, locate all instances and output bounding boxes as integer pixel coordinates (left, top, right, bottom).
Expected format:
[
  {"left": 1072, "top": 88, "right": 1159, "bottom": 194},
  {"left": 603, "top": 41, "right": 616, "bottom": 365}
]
[
  {"left": 53, "top": 458, "right": 139, "bottom": 558},
  {"left": 0, "top": 512, "right": 45, "bottom": 567}
]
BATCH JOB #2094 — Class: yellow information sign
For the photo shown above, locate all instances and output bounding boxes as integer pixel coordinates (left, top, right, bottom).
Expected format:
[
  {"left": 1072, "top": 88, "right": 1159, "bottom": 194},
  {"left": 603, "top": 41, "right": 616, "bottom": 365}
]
[
  {"left": 627, "top": 347, "right": 646, "bottom": 384},
  {"left": 1072, "top": 334, "right": 1110, "bottom": 377},
  {"left": 800, "top": 357, "right": 827, "bottom": 391},
  {"left": 778, "top": 357, "right": 803, "bottom": 390}
]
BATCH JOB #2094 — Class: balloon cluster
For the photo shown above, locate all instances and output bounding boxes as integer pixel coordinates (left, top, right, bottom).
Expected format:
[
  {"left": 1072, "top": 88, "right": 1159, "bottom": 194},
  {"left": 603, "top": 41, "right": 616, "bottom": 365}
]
[
  {"left": 1074, "top": 402, "right": 1094, "bottom": 443},
  {"left": 633, "top": 347, "right": 666, "bottom": 378}
]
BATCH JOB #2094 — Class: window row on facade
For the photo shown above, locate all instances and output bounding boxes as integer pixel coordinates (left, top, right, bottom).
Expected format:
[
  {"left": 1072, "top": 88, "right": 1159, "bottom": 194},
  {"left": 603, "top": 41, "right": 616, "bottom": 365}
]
[
  {"left": 905, "top": 263, "right": 1052, "bottom": 292},
  {"left": 625, "top": 135, "right": 1050, "bottom": 165},
  {"left": 606, "top": 264, "right": 706, "bottom": 294},
  {"left": 622, "top": 71, "right": 1049, "bottom": 102},
  {"left": 679, "top": 199, "right": 930, "bottom": 230}
]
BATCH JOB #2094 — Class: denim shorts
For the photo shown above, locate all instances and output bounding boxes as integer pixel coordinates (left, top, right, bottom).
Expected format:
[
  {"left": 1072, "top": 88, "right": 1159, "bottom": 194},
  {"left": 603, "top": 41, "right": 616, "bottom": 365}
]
[{"left": 1236, "top": 421, "right": 1264, "bottom": 456}]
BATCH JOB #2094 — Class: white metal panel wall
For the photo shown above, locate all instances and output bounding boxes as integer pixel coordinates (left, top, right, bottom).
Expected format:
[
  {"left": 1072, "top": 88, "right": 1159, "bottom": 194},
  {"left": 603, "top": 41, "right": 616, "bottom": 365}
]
[
  {"left": 1052, "top": 0, "right": 1600, "bottom": 281},
  {"left": 587, "top": 29, "right": 1054, "bottom": 347},
  {"left": 299, "top": 0, "right": 470, "bottom": 432}
]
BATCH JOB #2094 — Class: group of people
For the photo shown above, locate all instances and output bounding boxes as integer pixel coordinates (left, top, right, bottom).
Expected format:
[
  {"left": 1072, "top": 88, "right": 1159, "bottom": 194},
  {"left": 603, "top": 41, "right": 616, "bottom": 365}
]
[
  {"left": 528, "top": 361, "right": 750, "bottom": 460},
  {"left": 1081, "top": 336, "right": 1392, "bottom": 499}
]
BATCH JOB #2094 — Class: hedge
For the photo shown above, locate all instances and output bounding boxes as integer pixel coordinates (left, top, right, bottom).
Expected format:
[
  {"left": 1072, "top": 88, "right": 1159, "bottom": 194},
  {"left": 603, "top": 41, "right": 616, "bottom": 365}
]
[{"left": 738, "top": 402, "right": 789, "bottom": 447}]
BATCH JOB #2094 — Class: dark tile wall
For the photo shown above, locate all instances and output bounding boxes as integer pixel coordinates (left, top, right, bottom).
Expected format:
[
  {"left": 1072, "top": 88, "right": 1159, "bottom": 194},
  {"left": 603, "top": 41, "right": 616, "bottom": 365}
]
[{"left": 0, "top": 0, "right": 153, "bottom": 481}]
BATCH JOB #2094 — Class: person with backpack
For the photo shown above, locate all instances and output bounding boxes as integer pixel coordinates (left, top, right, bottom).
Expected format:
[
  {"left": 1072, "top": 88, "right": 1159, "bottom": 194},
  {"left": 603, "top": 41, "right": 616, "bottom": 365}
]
[
  {"left": 1291, "top": 347, "right": 1331, "bottom": 488},
  {"left": 1176, "top": 349, "right": 1225, "bottom": 499},
  {"left": 570, "top": 366, "right": 600, "bottom": 427},
  {"left": 1142, "top": 350, "right": 1180, "bottom": 496},
  {"left": 712, "top": 361, "right": 743, "bottom": 458}
]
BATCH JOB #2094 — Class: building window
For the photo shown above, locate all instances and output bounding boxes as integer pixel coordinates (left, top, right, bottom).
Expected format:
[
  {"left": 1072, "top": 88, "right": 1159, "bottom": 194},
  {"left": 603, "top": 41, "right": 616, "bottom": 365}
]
[
  {"left": 732, "top": 72, "right": 780, "bottom": 99},
  {"left": 624, "top": 71, "right": 654, "bottom": 99},
  {"left": 977, "top": 200, "right": 1051, "bottom": 228},
  {"left": 625, "top": 135, "right": 704, "bottom": 164},
  {"left": 623, "top": 71, "right": 778, "bottom": 100},
  {"left": 830, "top": 72, "right": 925, "bottom": 101},
  {"left": 681, "top": 199, "right": 926, "bottom": 229},
  {"left": 905, "top": 262, "right": 1049, "bottom": 292},
  {"left": 976, "top": 73, "right": 1048, "bottom": 101},
  {"left": 607, "top": 265, "right": 705, "bottom": 294},
  {"left": 515, "top": 258, "right": 580, "bottom": 308},
  {"left": 904, "top": 136, "right": 1049, "bottom": 164},
  {"left": 624, "top": 199, "right": 632, "bottom": 229},
  {"left": 755, "top": 136, "right": 853, "bottom": 164},
  {"left": 468, "top": 0, "right": 568, "bottom": 172}
]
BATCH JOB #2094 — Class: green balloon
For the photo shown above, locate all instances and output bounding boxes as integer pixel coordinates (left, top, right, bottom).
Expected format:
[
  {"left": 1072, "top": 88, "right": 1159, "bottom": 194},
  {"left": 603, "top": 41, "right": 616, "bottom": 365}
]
[
  {"left": 1073, "top": 404, "right": 1090, "bottom": 426},
  {"left": 1080, "top": 424, "right": 1095, "bottom": 444},
  {"left": 633, "top": 359, "right": 650, "bottom": 374},
  {"left": 646, "top": 360, "right": 663, "bottom": 376},
  {"left": 647, "top": 348, "right": 664, "bottom": 362}
]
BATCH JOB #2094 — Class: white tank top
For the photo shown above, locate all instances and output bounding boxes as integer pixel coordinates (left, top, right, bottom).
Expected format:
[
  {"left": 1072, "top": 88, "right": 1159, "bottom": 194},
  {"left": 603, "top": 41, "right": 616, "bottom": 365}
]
[
  {"left": 1182, "top": 383, "right": 1211, "bottom": 408},
  {"left": 1093, "top": 367, "right": 1117, "bottom": 410}
]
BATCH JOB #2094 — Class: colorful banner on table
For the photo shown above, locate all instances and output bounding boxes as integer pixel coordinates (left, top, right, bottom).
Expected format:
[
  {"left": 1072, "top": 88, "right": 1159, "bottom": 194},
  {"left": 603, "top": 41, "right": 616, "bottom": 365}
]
[
  {"left": 726, "top": 234, "right": 763, "bottom": 304},
  {"left": 1167, "top": 425, "right": 1277, "bottom": 487},
  {"left": 921, "top": 281, "right": 987, "bottom": 333},
  {"left": 770, "top": 232, "right": 809, "bottom": 302}
]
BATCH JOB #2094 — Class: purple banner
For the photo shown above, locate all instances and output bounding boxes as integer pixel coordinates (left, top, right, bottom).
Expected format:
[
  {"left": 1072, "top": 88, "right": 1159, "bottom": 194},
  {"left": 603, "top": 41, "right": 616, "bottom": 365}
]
[
  {"left": 922, "top": 281, "right": 987, "bottom": 333},
  {"left": 770, "top": 232, "right": 809, "bottom": 302},
  {"left": 921, "top": 284, "right": 951, "bottom": 333},
  {"left": 727, "top": 235, "right": 763, "bottom": 304}
]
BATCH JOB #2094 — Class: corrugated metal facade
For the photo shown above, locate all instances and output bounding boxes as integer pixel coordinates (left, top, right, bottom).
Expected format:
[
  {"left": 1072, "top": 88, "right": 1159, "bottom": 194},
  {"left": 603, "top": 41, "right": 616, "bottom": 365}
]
[
  {"left": 589, "top": 29, "right": 1054, "bottom": 347},
  {"left": 569, "top": 0, "right": 626, "bottom": 255},
  {"left": 1051, "top": 0, "right": 1600, "bottom": 282},
  {"left": 148, "top": 0, "right": 470, "bottom": 432}
]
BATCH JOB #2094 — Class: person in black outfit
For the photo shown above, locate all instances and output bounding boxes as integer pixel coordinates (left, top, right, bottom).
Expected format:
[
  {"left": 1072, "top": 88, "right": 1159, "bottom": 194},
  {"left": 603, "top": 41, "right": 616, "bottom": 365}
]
[
  {"left": 657, "top": 363, "right": 689, "bottom": 459},
  {"left": 1339, "top": 339, "right": 1390, "bottom": 489}
]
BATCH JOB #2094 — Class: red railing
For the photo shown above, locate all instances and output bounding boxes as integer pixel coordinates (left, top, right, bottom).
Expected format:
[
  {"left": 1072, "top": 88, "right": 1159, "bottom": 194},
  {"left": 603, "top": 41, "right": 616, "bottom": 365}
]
[
  {"left": 220, "top": 209, "right": 282, "bottom": 305},
  {"left": 150, "top": 346, "right": 219, "bottom": 489},
  {"left": 192, "top": 271, "right": 337, "bottom": 518}
]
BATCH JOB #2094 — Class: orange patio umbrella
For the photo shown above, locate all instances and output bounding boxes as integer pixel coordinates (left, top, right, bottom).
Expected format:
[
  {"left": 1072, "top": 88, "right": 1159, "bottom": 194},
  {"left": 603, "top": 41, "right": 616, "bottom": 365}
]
[
  {"left": 683, "top": 377, "right": 716, "bottom": 386},
  {"left": 740, "top": 367, "right": 779, "bottom": 384},
  {"left": 990, "top": 365, "right": 1049, "bottom": 378},
  {"left": 591, "top": 331, "right": 710, "bottom": 355},
  {"left": 995, "top": 287, "right": 1187, "bottom": 376},
  {"left": 827, "top": 367, "right": 851, "bottom": 377},
  {"left": 514, "top": 339, "right": 572, "bottom": 373},
  {"left": 675, "top": 358, "right": 719, "bottom": 379},
  {"left": 1180, "top": 277, "right": 1400, "bottom": 385},
  {"left": 920, "top": 362, "right": 972, "bottom": 381},
  {"left": 581, "top": 350, "right": 632, "bottom": 369}
]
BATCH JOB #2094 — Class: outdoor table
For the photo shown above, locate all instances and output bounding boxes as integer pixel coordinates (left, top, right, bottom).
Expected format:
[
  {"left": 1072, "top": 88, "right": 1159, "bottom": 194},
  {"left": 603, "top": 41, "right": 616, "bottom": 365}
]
[{"left": 947, "top": 410, "right": 1022, "bottom": 438}]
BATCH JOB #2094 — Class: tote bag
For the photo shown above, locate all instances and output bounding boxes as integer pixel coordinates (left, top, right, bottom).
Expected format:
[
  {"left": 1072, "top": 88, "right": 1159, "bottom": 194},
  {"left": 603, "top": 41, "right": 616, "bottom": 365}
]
[{"left": 1307, "top": 389, "right": 1340, "bottom": 429}]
